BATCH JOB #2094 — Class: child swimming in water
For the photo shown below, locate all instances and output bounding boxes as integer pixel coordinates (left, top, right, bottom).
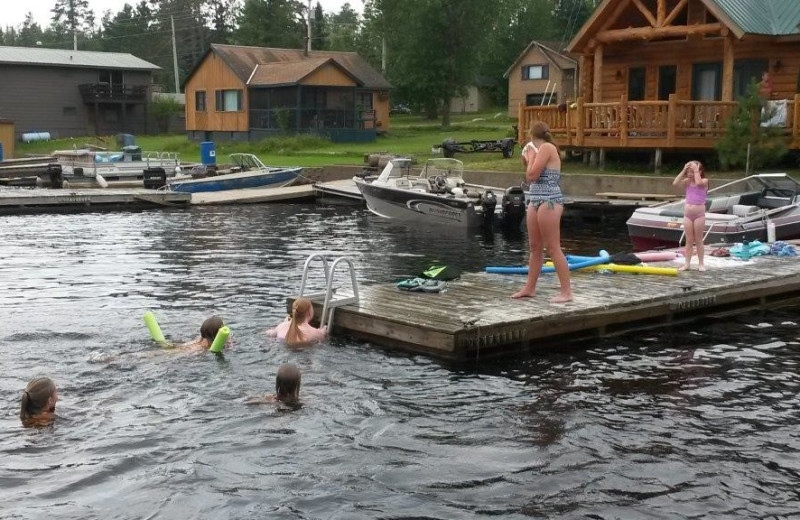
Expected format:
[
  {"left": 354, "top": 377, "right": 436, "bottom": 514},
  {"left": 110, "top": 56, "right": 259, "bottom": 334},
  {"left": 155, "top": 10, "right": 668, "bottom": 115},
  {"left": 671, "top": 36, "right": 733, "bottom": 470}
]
[
  {"left": 178, "top": 316, "right": 226, "bottom": 351},
  {"left": 246, "top": 364, "right": 302, "bottom": 405},
  {"left": 20, "top": 377, "right": 58, "bottom": 427},
  {"left": 266, "top": 298, "right": 327, "bottom": 346}
]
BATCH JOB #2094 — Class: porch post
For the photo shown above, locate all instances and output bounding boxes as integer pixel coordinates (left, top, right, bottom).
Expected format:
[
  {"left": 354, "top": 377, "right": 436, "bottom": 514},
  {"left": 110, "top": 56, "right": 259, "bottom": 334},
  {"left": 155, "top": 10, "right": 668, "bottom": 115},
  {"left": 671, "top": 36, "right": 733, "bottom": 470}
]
[
  {"left": 620, "top": 95, "right": 628, "bottom": 147},
  {"left": 296, "top": 86, "right": 302, "bottom": 132},
  {"left": 517, "top": 102, "right": 524, "bottom": 143},
  {"left": 592, "top": 44, "right": 603, "bottom": 103},
  {"left": 794, "top": 94, "right": 800, "bottom": 148},
  {"left": 576, "top": 97, "right": 585, "bottom": 147},
  {"left": 722, "top": 35, "right": 734, "bottom": 102},
  {"left": 667, "top": 93, "right": 677, "bottom": 147}
]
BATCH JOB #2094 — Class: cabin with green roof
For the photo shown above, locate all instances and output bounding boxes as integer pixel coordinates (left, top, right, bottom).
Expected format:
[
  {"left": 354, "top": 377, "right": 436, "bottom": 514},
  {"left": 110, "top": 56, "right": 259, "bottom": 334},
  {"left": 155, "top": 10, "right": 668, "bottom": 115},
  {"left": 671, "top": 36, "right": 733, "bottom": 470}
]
[{"left": 518, "top": 0, "right": 800, "bottom": 156}]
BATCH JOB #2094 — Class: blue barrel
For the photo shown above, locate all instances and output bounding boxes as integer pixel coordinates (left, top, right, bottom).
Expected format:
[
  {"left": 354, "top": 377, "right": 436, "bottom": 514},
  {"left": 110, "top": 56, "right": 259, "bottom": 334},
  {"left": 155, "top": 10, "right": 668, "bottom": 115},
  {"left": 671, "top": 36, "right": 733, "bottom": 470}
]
[
  {"left": 0, "top": 142, "right": 4, "bottom": 162},
  {"left": 200, "top": 141, "right": 216, "bottom": 165}
]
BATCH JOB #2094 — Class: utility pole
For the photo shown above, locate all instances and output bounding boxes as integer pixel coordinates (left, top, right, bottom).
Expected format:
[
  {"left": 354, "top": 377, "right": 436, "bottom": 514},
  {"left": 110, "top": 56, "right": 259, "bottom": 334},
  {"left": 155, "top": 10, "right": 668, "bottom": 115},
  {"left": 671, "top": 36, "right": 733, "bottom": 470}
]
[
  {"left": 381, "top": 37, "right": 387, "bottom": 75},
  {"left": 171, "top": 15, "right": 180, "bottom": 93},
  {"left": 73, "top": 26, "right": 77, "bottom": 51},
  {"left": 305, "top": 0, "right": 312, "bottom": 56}
]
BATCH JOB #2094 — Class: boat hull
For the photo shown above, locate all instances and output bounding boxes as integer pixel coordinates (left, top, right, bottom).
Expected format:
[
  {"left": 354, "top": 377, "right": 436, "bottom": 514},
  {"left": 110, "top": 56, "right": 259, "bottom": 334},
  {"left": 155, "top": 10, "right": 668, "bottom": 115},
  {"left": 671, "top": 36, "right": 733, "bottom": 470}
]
[
  {"left": 169, "top": 168, "right": 301, "bottom": 193},
  {"left": 627, "top": 209, "right": 800, "bottom": 250},
  {"left": 355, "top": 178, "right": 481, "bottom": 227}
]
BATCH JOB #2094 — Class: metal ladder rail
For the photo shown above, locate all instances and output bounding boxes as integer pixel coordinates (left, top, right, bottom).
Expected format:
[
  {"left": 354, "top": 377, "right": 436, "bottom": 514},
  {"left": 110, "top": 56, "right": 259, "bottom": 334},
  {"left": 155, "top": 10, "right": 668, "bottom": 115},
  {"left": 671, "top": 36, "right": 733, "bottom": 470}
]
[
  {"left": 297, "top": 254, "right": 359, "bottom": 328},
  {"left": 320, "top": 257, "right": 360, "bottom": 328}
]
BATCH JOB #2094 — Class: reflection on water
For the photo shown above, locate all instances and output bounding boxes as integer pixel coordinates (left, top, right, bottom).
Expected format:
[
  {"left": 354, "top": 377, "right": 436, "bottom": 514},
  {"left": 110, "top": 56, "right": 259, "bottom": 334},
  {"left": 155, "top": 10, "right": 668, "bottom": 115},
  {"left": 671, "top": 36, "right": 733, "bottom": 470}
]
[{"left": 1, "top": 204, "right": 799, "bottom": 519}]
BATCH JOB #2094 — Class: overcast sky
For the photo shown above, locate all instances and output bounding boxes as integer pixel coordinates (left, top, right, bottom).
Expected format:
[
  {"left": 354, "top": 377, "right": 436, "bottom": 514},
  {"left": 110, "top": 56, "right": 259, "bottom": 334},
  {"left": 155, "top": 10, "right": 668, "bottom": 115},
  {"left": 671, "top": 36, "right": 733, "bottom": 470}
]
[{"left": 4, "top": 0, "right": 363, "bottom": 28}]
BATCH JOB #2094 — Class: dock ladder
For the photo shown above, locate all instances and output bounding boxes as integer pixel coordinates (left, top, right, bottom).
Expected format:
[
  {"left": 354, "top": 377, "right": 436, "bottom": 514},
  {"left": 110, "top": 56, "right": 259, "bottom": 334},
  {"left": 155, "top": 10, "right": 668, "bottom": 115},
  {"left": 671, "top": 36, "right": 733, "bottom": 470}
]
[{"left": 298, "top": 253, "right": 360, "bottom": 328}]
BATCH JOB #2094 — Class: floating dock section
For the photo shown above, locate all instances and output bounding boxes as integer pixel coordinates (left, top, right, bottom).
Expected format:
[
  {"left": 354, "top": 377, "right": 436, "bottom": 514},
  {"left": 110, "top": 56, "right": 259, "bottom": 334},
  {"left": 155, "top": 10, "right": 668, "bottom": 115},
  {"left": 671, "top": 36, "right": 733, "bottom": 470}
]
[
  {"left": 302, "top": 250, "right": 800, "bottom": 360},
  {"left": 0, "top": 188, "right": 190, "bottom": 214}
]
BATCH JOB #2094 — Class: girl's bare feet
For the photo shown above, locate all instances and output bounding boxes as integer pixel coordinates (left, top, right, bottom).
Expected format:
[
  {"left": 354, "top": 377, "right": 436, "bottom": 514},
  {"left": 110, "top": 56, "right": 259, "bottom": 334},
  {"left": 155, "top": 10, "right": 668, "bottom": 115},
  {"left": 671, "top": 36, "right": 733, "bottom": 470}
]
[
  {"left": 511, "top": 288, "right": 535, "bottom": 299},
  {"left": 698, "top": 265, "right": 706, "bottom": 272},
  {"left": 551, "top": 293, "right": 573, "bottom": 304},
  {"left": 678, "top": 264, "right": 691, "bottom": 271}
]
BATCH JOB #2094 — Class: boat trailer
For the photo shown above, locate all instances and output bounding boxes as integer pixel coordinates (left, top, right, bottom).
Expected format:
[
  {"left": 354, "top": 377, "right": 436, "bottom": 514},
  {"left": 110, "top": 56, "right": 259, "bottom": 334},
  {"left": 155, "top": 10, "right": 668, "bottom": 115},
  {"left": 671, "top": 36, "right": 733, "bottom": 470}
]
[{"left": 434, "top": 137, "right": 516, "bottom": 159}]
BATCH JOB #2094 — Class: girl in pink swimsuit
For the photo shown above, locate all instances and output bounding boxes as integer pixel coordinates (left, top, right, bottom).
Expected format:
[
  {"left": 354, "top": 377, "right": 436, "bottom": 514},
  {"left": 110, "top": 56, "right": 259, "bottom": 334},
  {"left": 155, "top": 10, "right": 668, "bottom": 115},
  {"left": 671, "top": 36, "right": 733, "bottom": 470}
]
[{"left": 672, "top": 161, "right": 709, "bottom": 271}]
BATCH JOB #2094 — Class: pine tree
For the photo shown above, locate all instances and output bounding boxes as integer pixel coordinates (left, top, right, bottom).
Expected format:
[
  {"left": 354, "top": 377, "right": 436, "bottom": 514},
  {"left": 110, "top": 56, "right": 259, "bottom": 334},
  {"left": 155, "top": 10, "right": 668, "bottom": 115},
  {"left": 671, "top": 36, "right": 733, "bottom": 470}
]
[{"left": 311, "top": 2, "right": 328, "bottom": 50}]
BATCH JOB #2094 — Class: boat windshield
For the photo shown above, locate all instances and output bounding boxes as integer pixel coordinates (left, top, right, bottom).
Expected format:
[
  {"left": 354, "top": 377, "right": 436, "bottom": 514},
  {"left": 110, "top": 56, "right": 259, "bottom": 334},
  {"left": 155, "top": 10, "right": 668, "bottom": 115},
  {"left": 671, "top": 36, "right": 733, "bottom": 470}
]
[
  {"left": 420, "top": 158, "right": 464, "bottom": 181},
  {"left": 711, "top": 173, "right": 800, "bottom": 198},
  {"left": 231, "top": 154, "right": 266, "bottom": 171}
]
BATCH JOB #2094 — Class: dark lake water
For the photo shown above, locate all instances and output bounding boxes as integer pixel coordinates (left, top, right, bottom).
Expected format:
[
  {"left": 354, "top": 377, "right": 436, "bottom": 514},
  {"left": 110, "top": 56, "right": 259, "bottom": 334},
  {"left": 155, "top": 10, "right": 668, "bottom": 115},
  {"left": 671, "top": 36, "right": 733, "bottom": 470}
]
[{"left": 1, "top": 204, "right": 799, "bottom": 519}]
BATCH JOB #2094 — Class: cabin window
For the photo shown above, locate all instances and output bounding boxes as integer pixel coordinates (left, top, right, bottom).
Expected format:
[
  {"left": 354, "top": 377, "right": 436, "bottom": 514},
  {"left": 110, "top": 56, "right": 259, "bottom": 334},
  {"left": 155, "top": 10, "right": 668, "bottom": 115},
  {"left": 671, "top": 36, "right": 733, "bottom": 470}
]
[
  {"left": 733, "top": 59, "right": 768, "bottom": 99},
  {"left": 357, "top": 92, "right": 373, "bottom": 110},
  {"left": 99, "top": 70, "right": 123, "bottom": 87},
  {"left": 658, "top": 66, "right": 677, "bottom": 100},
  {"left": 627, "top": 67, "right": 646, "bottom": 101},
  {"left": 522, "top": 64, "right": 549, "bottom": 80},
  {"left": 195, "top": 91, "right": 206, "bottom": 112},
  {"left": 692, "top": 63, "right": 722, "bottom": 100},
  {"left": 215, "top": 89, "right": 243, "bottom": 112},
  {"left": 526, "top": 93, "right": 557, "bottom": 106}
]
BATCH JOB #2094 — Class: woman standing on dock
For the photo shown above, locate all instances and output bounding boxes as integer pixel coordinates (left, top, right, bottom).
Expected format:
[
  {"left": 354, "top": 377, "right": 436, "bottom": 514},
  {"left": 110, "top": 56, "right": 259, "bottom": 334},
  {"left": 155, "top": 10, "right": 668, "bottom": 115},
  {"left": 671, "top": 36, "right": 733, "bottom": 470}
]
[
  {"left": 512, "top": 122, "right": 573, "bottom": 303},
  {"left": 673, "top": 160, "right": 709, "bottom": 271}
]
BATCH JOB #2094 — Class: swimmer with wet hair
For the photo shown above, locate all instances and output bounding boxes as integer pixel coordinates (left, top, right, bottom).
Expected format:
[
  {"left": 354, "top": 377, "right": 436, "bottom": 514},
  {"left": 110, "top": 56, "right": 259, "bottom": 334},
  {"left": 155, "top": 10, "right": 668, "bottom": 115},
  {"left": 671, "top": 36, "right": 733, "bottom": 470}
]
[
  {"left": 20, "top": 377, "right": 58, "bottom": 427},
  {"left": 179, "top": 315, "right": 226, "bottom": 351},
  {"left": 266, "top": 298, "right": 327, "bottom": 346},
  {"left": 246, "top": 364, "right": 302, "bottom": 405}
]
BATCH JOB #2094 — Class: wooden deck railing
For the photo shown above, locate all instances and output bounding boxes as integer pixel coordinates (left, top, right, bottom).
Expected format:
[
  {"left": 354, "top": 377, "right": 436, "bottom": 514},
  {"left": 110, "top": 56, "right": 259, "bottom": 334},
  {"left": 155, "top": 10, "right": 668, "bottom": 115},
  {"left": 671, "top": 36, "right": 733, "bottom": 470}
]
[{"left": 518, "top": 94, "right": 800, "bottom": 150}]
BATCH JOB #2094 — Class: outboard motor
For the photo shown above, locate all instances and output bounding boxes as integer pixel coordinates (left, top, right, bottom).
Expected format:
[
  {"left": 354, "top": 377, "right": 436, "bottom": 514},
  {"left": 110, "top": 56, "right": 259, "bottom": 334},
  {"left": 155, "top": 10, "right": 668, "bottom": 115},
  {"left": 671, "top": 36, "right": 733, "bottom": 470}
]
[
  {"left": 143, "top": 167, "right": 167, "bottom": 189},
  {"left": 480, "top": 190, "right": 498, "bottom": 225},
  {"left": 501, "top": 186, "right": 526, "bottom": 229},
  {"left": 46, "top": 163, "right": 64, "bottom": 189}
]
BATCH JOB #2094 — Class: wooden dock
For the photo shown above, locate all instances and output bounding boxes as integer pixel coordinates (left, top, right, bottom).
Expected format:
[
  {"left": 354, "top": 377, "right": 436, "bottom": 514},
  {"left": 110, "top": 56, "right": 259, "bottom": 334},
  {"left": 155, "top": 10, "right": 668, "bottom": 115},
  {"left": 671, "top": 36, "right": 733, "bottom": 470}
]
[
  {"left": 314, "top": 179, "right": 365, "bottom": 203},
  {"left": 190, "top": 184, "right": 315, "bottom": 205},
  {"left": 0, "top": 188, "right": 191, "bottom": 214},
  {"left": 303, "top": 250, "right": 800, "bottom": 360}
]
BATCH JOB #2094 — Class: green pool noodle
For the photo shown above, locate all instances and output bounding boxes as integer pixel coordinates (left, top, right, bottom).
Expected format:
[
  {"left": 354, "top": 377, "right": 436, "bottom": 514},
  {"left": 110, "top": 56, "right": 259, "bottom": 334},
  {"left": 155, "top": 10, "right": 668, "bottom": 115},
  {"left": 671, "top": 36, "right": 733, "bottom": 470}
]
[
  {"left": 143, "top": 312, "right": 166, "bottom": 343},
  {"left": 209, "top": 326, "right": 230, "bottom": 353}
]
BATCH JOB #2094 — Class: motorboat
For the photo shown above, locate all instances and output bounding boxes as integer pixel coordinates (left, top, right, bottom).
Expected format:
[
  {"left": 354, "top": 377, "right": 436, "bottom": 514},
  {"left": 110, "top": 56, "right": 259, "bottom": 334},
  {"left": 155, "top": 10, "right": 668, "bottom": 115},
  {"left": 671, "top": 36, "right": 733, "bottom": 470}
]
[
  {"left": 354, "top": 157, "right": 526, "bottom": 228},
  {"left": 626, "top": 173, "right": 800, "bottom": 250},
  {"left": 54, "top": 147, "right": 181, "bottom": 187},
  {"left": 167, "top": 153, "right": 301, "bottom": 193}
]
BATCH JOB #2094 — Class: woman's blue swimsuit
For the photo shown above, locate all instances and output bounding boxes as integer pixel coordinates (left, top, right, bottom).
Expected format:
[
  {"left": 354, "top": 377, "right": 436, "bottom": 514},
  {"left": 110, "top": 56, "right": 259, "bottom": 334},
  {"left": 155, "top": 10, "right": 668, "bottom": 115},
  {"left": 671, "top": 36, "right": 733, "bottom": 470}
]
[{"left": 528, "top": 168, "right": 564, "bottom": 208}]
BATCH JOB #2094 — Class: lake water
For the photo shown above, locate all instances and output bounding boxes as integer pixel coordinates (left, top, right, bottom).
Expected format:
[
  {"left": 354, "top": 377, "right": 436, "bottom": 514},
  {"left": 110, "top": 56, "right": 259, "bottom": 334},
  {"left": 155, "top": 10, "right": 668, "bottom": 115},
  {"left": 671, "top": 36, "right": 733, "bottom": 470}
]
[{"left": 1, "top": 204, "right": 799, "bottom": 519}]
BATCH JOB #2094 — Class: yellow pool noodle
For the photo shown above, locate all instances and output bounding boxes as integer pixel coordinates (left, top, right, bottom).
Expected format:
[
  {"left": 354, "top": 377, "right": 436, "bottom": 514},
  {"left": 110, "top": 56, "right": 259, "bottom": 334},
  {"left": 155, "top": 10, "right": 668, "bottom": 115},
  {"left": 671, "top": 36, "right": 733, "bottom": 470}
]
[
  {"left": 209, "top": 326, "right": 230, "bottom": 353},
  {"left": 544, "top": 262, "right": 678, "bottom": 276},
  {"left": 143, "top": 312, "right": 166, "bottom": 343}
]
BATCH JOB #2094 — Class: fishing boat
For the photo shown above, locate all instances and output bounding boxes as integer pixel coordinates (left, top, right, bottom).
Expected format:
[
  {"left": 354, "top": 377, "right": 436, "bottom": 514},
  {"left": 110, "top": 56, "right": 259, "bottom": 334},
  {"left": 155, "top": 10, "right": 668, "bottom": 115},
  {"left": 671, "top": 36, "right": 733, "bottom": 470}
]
[
  {"left": 354, "top": 157, "right": 525, "bottom": 228},
  {"left": 54, "top": 147, "right": 181, "bottom": 187},
  {"left": 167, "top": 153, "right": 302, "bottom": 193},
  {"left": 626, "top": 173, "right": 800, "bottom": 250}
]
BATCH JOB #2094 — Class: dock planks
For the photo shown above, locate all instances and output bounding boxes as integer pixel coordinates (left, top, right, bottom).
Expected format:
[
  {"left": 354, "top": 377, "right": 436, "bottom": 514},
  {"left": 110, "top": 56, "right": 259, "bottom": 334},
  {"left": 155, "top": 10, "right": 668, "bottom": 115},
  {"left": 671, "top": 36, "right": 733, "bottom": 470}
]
[
  {"left": 301, "top": 251, "right": 800, "bottom": 360},
  {"left": 0, "top": 188, "right": 190, "bottom": 214},
  {"left": 190, "top": 184, "right": 315, "bottom": 205}
]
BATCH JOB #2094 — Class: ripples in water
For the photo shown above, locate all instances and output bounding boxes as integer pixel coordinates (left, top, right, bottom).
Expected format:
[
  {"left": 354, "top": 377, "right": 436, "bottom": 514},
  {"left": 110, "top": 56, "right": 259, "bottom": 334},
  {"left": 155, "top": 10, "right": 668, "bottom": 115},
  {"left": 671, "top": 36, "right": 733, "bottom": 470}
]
[{"left": 1, "top": 205, "right": 799, "bottom": 519}]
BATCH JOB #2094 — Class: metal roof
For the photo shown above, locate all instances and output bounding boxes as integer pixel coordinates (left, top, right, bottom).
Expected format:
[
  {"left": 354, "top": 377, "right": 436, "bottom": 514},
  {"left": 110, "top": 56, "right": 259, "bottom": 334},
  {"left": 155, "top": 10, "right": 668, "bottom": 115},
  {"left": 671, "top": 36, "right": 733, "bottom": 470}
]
[
  {"left": 0, "top": 46, "right": 160, "bottom": 70},
  {"left": 248, "top": 58, "right": 359, "bottom": 87},
  {"left": 709, "top": 0, "right": 800, "bottom": 35}
]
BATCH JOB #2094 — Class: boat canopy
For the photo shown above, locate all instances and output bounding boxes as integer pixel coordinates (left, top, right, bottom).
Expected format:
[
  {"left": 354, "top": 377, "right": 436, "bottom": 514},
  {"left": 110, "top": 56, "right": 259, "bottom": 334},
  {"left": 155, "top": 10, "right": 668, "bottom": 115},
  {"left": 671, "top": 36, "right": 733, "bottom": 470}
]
[{"left": 420, "top": 158, "right": 464, "bottom": 181}]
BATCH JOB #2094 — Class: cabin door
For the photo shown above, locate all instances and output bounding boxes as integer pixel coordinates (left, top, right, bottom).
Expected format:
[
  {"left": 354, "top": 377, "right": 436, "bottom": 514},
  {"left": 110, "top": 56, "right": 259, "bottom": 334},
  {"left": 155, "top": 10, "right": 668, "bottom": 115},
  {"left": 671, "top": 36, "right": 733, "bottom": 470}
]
[{"left": 692, "top": 63, "right": 722, "bottom": 100}]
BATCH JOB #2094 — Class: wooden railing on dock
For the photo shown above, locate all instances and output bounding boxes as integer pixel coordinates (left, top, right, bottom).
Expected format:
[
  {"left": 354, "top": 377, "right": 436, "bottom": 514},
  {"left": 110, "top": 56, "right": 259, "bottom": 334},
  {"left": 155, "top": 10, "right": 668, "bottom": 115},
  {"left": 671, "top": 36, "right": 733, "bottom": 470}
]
[{"left": 519, "top": 94, "right": 800, "bottom": 151}]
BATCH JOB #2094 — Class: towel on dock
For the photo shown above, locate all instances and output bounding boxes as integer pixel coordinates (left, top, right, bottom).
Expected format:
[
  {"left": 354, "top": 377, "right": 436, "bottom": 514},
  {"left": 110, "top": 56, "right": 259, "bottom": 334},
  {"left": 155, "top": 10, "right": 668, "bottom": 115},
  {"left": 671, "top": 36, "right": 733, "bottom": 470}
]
[
  {"left": 769, "top": 241, "right": 798, "bottom": 257},
  {"left": 396, "top": 278, "right": 447, "bottom": 293}
]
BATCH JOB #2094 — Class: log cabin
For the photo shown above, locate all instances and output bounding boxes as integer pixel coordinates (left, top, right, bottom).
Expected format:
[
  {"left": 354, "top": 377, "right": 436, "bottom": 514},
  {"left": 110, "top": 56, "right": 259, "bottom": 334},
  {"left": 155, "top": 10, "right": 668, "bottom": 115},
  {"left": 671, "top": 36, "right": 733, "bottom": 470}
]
[
  {"left": 184, "top": 44, "right": 392, "bottom": 143},
  {"left": 504, "top": 41, "right": 578, "bottom": 117},
  {"left": 518, "top": 0, "right": 800, "bottom": 160}
]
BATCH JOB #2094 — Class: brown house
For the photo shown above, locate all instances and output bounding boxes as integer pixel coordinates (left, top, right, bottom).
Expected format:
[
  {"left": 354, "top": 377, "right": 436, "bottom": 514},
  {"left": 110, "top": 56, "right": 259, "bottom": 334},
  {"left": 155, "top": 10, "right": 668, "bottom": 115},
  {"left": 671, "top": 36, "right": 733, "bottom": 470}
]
[
  {"left": 518, "top": 0, "right": 800, "bottom": 154},
  {"left": 183, "top": 44, "right": 392, "bottom": 143},
  {"left": 505, "top": 41, "right": 578, "bottom": 117}
]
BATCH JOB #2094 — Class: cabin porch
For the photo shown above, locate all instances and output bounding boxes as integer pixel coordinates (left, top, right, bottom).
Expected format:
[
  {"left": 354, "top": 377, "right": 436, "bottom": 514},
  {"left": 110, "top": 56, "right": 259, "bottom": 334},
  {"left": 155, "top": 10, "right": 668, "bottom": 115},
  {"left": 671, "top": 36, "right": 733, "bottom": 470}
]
[{"left": 518, "top": 94, "right": 800, "bottom": 155}]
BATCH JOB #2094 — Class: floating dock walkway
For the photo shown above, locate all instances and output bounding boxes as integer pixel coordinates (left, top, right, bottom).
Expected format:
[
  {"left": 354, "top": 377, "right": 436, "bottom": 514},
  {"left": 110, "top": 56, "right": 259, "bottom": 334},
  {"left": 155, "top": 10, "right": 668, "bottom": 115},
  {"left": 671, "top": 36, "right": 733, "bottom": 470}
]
[
  {"left": 302, "top": 249, "right": 800, "bottom": 360},
  {"left": 0, "top": 188, "right": 190, "bottom": 214}
]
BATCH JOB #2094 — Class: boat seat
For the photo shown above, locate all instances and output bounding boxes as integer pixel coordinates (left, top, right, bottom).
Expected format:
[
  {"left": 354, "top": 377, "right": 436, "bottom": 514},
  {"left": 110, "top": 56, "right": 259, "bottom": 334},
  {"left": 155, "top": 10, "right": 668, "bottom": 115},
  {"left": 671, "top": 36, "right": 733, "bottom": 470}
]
[
  {"left": 394, "top": 178, "right": 412, "bottom": 189},
  {"left": 757, "top": 196, "right": 791, "bottom": 209},
  {"left": 732, "top": 204, "right": 758, "bottom": 217}
]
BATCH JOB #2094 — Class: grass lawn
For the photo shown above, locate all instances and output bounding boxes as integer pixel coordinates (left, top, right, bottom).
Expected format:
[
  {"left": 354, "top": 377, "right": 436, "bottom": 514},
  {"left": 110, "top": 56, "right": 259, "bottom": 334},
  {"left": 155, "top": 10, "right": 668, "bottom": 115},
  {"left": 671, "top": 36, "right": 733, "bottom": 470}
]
[{"left": 15, "top": 109, "right": 799, "bottom": 178}]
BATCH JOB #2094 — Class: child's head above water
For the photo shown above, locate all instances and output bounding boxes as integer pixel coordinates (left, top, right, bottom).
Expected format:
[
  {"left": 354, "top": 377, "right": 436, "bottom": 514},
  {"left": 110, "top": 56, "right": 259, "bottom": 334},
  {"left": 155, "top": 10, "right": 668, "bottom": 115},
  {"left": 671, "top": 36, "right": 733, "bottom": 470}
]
[
  {"left": 275, "top": 364, "right": 301, "bottom": 402},
  {"left": 20, "top": 377, "right": 57, "bottom": 426},
  {"left": 200, "top": 316, "right": 224, "bottom": 342}
]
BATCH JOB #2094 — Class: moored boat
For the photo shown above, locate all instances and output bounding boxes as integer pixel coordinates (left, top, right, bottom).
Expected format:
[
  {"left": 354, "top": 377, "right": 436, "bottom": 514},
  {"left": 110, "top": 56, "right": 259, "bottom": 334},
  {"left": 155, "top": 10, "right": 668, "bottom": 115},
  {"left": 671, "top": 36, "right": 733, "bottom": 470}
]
[
  {"left": 354, "top": 158, "right": 525, "bottom": 229},
  {"left": 627, "top": 173, "right": 800, "bottom": 250},
  {"left": 167, "top": 153, "right": 301, "bottom": 193},
  {"left": 54, "top": 147, "right": 181, "bottom": 187}
]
